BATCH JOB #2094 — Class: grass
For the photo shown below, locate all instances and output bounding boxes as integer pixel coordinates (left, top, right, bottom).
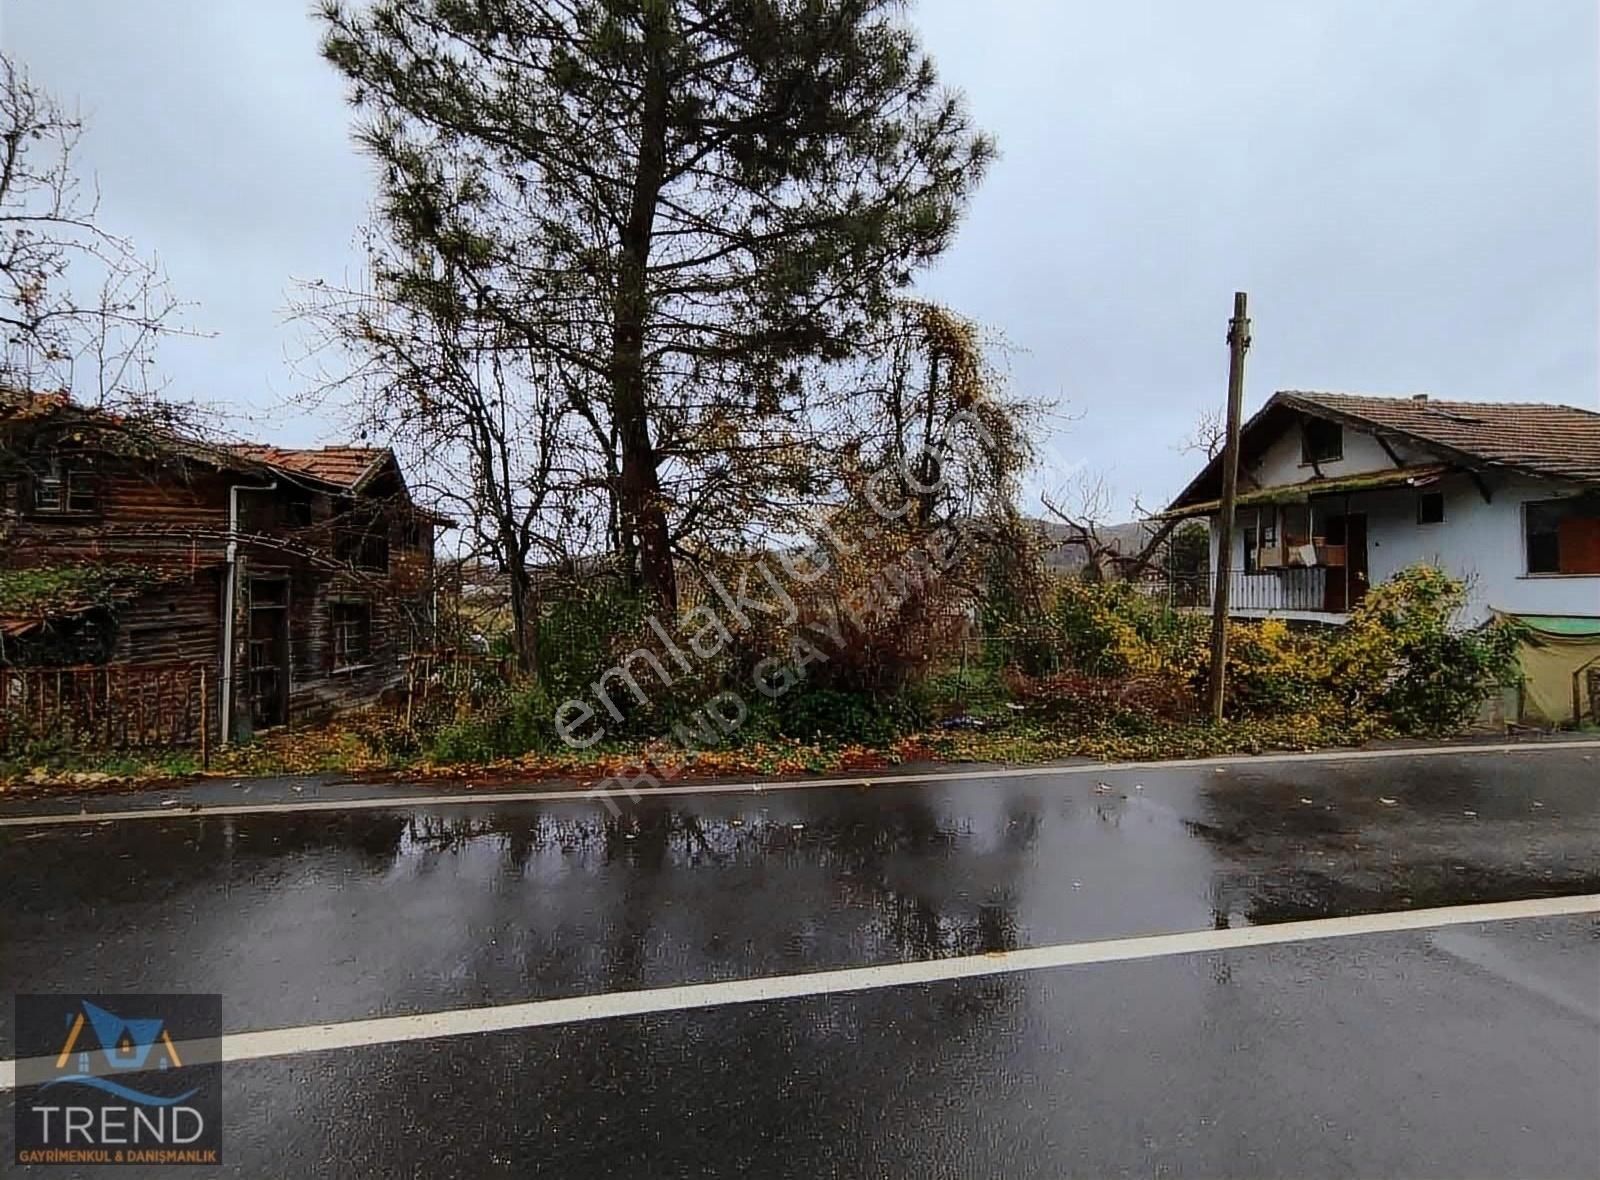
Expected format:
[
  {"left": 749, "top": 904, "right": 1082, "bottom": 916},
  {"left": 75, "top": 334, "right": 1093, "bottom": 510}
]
[{"left": 0, "top": 698, "right": 1398, "bottom": 794}]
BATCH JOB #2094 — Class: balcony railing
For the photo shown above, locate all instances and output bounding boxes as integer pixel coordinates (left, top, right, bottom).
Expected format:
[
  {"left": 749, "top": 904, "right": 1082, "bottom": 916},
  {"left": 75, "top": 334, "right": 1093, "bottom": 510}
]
[{"left": 1142, "top": 568, "right": 1342, "bottom": 614}]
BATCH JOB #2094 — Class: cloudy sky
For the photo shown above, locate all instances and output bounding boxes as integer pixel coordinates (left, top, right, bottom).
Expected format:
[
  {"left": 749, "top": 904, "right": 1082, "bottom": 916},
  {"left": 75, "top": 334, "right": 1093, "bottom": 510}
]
[{"left": 3, "top": 0, "right": 1595, "bottom": 515}]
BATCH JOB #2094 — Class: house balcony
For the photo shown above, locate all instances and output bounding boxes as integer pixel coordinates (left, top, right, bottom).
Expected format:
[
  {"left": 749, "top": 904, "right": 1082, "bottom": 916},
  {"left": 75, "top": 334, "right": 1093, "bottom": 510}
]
[{"left": 1146, "top": 568, "right": 1355, "bottom": 621}]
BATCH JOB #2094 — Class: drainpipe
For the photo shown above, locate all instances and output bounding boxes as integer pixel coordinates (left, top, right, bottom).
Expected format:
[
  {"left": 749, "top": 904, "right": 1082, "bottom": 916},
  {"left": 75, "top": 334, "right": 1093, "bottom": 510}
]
[{"left": 219, "top": 479, "right": 277, "bottom": 746}]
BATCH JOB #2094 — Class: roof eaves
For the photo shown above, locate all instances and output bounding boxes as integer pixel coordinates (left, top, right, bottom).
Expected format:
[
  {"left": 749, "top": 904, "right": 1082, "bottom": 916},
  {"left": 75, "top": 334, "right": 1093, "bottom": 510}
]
[
  {"left": 1163, "top": 393, "right": 1296, "bottom": 513},
  {"left": 1160, "top": 463, "right": 1456, "bottom": 519}
]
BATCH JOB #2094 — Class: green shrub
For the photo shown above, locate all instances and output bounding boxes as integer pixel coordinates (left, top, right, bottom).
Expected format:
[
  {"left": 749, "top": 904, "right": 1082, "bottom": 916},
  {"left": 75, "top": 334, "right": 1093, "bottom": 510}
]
[
  {"left": 1033, "top": 563, "right": 1514, "bottom": 736},
  {"left": 772, "top": 685, "right": 922, "bottom": 745},
  {"left": 1046, "top": 578, "right": 1208, "bottom": 680},
  {"left": 536, "top": 588, "right": 652, "bottom": 704},
  {"left": 1328, "top": 566, "right": 1524, "bottom": 734},
  {"left": 423, "top": 682, "right": 561, "bottom": 763},
  {"left": 1225, "top": 618, "right": 1335, "bottom": 716}
]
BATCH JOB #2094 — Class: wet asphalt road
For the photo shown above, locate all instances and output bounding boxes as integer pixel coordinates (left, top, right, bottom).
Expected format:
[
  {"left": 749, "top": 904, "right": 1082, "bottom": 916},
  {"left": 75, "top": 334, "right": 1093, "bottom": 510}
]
[{"left": 2, "top": 745, "right": 1598, "bottom": 1177}]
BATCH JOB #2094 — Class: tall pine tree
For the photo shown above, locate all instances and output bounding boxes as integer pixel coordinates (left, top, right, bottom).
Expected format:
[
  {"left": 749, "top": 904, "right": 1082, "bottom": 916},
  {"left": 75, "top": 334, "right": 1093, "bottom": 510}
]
[{"left": 319, "top": 0, "right": 994, "bottom": 609}]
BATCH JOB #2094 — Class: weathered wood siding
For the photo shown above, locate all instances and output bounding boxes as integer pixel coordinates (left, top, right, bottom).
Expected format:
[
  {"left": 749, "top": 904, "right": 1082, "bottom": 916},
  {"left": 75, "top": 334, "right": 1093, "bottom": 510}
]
[
  {"left": 3, "top": 456, "right": 233, "bottom": 572},
  {"left": 113, "top": 573, "right": 224, "bottom": 666},
  {"left": 3, "top": 428, "right": 437, "bottom": 739}
]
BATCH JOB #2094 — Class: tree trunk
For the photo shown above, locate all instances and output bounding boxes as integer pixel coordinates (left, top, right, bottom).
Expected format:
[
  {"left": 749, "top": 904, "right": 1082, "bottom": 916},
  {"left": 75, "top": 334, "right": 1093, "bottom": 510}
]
[
  {"left": 609, "top": 9, "right": 677, "bottom": 613},
  {"left": 504, "top": 545, "right": 537, "bottom": 679}
]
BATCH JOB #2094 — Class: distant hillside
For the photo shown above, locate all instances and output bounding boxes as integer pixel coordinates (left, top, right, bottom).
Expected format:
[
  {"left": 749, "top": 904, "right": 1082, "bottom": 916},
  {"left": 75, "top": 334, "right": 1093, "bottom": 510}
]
[{"left": 1029, "top": 517, "right": 1164, "bottom": 572}]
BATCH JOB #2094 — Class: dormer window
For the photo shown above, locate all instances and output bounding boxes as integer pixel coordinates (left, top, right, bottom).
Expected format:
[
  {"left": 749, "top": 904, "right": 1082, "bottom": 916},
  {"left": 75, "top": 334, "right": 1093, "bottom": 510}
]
[{"left": 1301, "top": 419, "right": 1343, "bottom": 466}]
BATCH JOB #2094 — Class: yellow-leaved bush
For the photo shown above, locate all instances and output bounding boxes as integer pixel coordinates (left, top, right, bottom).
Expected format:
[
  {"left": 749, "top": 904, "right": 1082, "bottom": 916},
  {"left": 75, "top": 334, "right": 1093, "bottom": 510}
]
[{"left": 1035, "top": 565, "right": 1521, "bottom": 736}]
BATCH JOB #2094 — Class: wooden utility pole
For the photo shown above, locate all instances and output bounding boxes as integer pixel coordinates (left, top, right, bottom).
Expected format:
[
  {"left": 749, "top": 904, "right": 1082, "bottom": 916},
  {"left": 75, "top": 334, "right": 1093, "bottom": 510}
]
[{"left": 1206, "top": 292, "right": 1251, "bottom": 723}]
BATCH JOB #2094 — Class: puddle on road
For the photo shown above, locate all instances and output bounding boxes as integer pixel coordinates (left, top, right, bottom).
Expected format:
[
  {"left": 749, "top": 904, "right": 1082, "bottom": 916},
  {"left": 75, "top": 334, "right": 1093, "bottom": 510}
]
[{"left": 2, "top": 753, "right": 1596, "bottom": 1035}]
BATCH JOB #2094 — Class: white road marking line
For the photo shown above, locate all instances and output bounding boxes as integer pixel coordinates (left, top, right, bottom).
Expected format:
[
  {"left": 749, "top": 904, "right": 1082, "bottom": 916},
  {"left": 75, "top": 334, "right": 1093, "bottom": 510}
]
[
  {"left": 2, "top": 893, "right": 1595, "bottom": 1090},
  {"left": 1, "top": 739, "right": 1596, "bottom": 829}
]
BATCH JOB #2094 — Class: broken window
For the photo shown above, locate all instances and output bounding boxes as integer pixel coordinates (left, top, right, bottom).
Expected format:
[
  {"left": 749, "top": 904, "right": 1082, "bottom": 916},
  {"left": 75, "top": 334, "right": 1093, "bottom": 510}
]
[
  {"left": 1280, "top": 503, "right": 1312, "bottom": 547},
  {"left": 1301, "top": 418, "right": 1343, "bottom": 465},
  {"left": 29, "top": 454, "right": 99, "bottom": 516},
  {"left": 284, "top": 496, "right": 314, "bottom": 529},
  {"left": 1526, "top": 498, "right": 1600, "bottom": 575},
  {"left": 399, "top": 513, "right": 423, "bottom": 550},
  {"left": 333, "top": 501, "right": 390, "bottom": 572}
]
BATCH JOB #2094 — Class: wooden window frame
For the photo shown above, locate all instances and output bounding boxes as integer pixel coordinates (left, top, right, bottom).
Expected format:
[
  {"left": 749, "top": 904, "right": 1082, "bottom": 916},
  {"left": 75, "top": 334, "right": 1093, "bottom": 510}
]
[
  {"left": 333, "top": 501, "right": 391, "bottom": 573},
  {"left": 26, "top": 454, "right": 102, "bottom": 518},
  {"left": 1524, "top": 497, "right": 1600, "bottom": 576},
  {"left": 330, "top": 599, "right": 374, "bottom": 671}
]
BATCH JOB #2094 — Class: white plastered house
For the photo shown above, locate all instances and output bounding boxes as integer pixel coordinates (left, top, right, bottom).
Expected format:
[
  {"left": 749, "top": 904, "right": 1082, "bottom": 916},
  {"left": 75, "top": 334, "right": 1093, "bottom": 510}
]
[{"left": 1162, "top": 391, "right": 1600, "bottom": 626}]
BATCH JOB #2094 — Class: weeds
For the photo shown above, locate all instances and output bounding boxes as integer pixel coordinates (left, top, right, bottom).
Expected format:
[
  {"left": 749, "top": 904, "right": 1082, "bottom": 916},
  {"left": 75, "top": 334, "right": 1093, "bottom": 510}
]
[{"left": 0, "top": 565, "right": 1529, "bottom": 792}]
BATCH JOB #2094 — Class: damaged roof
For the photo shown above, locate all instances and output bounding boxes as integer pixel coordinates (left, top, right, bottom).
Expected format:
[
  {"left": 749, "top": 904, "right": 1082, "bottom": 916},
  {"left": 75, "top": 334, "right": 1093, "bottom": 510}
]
[
  {"left": 227, "top": 445, "right": 391, "bottom": 492},
  {"left": 1167, "top": 391, "right": 1600, "bottom": 514},
  {"left": 1164, "top": 463, "right": 1453, "bottom": 519},
  {"left": 3, "top": 389, "right": 415, "bottom": 496},
  {"left": 1280, "top": 392, "right": 1600, "bottom": 485}
]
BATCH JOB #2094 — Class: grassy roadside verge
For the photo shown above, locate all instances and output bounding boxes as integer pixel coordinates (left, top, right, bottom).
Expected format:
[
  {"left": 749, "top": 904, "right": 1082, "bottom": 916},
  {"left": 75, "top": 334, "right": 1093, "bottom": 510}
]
[{"left": 0, "top": 711, "right": 1401, "bottom": 796}]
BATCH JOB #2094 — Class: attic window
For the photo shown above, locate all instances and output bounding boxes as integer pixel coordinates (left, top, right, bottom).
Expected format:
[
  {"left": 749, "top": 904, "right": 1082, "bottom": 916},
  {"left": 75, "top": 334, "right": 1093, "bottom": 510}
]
[
  {"left": 1300, "top": 419, "right": 1343, "bottom": 465},
  {"left": 1417, "top": 492, "right": 1445, "bottom": 525},
  {"left": 333, "top": 502, "right": 390, "bottom": 572}
]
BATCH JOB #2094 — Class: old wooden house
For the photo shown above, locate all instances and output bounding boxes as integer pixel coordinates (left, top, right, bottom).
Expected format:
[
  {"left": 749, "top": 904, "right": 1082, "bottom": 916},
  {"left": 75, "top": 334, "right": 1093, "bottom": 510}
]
[{"left": 0, "top": 392, "right": 445, "bottom": 746}]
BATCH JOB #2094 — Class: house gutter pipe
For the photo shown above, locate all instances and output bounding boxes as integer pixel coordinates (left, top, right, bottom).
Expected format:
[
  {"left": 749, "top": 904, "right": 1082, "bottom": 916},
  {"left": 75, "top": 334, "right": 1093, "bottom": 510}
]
[{"left": 219, "top": 479, "right": 277, "bottom": 747}]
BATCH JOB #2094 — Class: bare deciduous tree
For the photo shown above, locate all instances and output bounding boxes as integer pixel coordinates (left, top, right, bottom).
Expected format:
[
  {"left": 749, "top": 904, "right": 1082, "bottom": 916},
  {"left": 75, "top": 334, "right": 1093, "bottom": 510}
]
[
  {"left": 0, "top": 54, "right": 193, "bottom": 419},
  {"left": 293, "top": 248, "right": 593, "bottom": 673},
  {"left": 1180, "top": 407, "right": 1226, "bottom": 461},
  {"left": 1041, "top": 469, "right": 1177, "bottom": 582}
]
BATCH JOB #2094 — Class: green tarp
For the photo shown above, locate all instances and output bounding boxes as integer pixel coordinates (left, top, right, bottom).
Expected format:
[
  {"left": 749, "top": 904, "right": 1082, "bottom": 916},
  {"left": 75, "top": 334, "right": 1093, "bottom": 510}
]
[{"left": 1513, "top": 615, "right": 1600, "bottom": 637}]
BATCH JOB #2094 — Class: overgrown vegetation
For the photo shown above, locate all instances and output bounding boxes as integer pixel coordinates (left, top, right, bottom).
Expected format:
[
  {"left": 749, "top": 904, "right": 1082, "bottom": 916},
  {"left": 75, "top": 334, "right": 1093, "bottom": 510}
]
[
  {"left": 0, "top": 12, "right": 1537, "bottom": 799},
  {"left": 410, "top": 563, "right": 1520, "bottom": 763},
  {"left": 0, "top": 565, "right": 162, "bottom": 616},
  {"left": 0, "top": 565, "right": 169, "bottom": 667},
  {"left": 0, "top": 562, "right": 1529, "bottom": 793}
]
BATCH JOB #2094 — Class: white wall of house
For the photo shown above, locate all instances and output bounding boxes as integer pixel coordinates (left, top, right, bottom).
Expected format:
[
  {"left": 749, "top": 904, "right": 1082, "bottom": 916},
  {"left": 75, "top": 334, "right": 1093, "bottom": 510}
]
[
  {"left": 1205, "top": 470, "right": 1600, "bottom": 623},
  {"left": 1360, "top": 473, "right": 1600, "bottom": 621},
  {"left": 1248, "top": 416, "right": 1425, "bottom": 487}
]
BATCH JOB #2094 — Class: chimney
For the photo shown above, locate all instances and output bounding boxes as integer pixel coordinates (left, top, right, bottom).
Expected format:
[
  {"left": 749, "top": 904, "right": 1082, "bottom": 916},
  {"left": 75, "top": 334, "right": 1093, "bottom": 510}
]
[{"left": 1411, "top": 393, "right": 1429, "bottom": 402}]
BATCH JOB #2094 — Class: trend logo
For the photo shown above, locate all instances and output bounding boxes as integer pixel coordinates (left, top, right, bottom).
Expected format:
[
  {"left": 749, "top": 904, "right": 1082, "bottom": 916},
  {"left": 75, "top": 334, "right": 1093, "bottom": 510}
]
[{"left": 43, "top": 1000, "right": 197, "bottom": 1106}]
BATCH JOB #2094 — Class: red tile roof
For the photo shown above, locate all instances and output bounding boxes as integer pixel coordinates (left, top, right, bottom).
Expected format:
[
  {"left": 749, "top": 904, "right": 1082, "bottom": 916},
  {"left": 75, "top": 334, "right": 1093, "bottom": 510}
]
[
  {"left": 1166, "top": 391, "right": 1600, "bottom": 514},
  {"left": 1279, "top": 392, "right": 1600, "bottom": 484},
  {"left": 227, "top": 445, "right": 390, "bottom": 491},
  {"left": 4, "top": 389, "right": 452, "bottom": 522}
]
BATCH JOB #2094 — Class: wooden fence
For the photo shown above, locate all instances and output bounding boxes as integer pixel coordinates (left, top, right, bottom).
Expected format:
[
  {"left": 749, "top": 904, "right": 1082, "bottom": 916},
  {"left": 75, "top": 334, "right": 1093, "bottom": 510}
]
[{"left": 0, "top": 661, "right": 216, "bottom": 753}]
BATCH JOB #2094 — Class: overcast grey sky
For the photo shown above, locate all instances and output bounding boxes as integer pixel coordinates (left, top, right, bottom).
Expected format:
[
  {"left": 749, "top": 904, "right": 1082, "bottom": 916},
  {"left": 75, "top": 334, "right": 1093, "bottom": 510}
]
[{"left": 2, "top": 0, "right": 1595, "bottom": 514}]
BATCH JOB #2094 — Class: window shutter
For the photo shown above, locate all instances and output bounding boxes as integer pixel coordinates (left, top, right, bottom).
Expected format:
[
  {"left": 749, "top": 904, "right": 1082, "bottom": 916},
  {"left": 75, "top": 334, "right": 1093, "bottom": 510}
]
[{"left": 1557, "top": 516, "right": 1600, "bottom": 575}]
